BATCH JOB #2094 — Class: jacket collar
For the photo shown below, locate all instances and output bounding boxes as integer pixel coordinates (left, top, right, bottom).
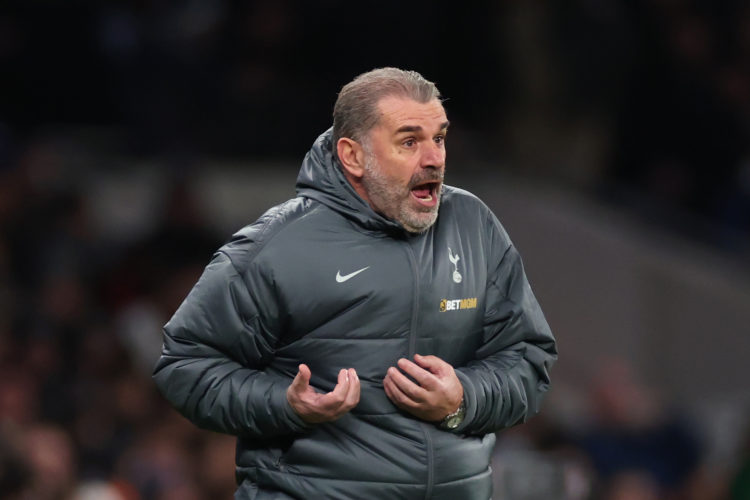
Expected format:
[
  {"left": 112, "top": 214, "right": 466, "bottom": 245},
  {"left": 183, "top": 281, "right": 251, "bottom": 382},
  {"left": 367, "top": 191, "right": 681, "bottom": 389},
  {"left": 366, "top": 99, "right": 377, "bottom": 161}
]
[{"left": 295, "top": 128, "right": 405, "bottom": 234}]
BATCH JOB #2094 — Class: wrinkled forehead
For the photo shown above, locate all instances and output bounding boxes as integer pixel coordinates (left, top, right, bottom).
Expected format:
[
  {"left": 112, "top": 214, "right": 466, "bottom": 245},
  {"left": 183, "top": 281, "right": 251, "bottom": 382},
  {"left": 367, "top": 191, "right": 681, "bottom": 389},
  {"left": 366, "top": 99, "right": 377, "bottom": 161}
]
[{"left": 373, "top": 96, "right": 448, "bottom": 133}]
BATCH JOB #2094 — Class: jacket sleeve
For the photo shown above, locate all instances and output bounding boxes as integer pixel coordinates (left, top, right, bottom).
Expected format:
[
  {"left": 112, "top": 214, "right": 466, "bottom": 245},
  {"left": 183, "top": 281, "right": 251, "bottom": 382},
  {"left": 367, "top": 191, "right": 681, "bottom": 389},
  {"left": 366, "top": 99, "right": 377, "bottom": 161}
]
[
  {"left": 453, "top": 213, "right": 557, "bottom": 435},
  {"left": 152, "top": 251, "right": 311, "bottom": 438}
]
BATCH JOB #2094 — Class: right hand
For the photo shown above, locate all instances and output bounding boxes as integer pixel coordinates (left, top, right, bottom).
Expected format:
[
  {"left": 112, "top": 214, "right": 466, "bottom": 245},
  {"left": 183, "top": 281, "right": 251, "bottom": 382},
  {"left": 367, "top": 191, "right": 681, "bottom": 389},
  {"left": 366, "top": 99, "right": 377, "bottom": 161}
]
[{"left": 286, "top": 364, "right": 360, "bottom": 423}]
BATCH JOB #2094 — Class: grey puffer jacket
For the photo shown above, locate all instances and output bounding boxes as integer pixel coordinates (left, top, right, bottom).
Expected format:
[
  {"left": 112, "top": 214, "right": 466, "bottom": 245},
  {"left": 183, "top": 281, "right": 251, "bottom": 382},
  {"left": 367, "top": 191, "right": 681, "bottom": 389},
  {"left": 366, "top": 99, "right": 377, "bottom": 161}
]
[{"left": 153, "top": 129, "right": 557, "bottom": 499}]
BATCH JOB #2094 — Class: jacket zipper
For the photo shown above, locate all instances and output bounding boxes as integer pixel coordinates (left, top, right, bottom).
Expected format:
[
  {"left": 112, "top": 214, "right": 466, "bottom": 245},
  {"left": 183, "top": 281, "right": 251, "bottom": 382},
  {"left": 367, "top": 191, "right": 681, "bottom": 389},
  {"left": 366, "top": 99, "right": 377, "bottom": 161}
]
[
  {"left": 405, "top": 243, "right": 420, "bottom": 359},
  {"left": 404, "top": 242, "right": 435, "bottom": 499}
]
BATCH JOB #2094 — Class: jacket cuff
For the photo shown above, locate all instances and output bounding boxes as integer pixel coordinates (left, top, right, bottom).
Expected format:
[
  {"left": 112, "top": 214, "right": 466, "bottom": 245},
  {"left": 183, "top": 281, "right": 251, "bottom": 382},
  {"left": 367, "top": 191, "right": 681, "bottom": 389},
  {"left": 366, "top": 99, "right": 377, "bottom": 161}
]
[
  {"left": 453, "top": 369, "right": 479, "bottom": 434},
  {"left": 272, "top": 381, "right": 314, "bottom": 434}
]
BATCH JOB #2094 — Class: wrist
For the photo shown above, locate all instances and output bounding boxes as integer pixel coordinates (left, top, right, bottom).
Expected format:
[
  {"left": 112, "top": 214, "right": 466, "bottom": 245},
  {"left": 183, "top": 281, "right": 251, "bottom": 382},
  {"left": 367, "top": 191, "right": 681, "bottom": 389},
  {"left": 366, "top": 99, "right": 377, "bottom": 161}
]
[{"left": 438, "top": 397, "right": 465, "bottom": 430}]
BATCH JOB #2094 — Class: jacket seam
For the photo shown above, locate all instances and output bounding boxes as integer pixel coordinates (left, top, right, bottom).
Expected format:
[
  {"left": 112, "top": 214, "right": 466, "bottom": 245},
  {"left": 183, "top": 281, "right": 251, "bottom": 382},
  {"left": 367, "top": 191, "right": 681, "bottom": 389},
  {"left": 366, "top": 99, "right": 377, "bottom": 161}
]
[
  {"left": 257, "top": 468, "right": 431, "bottom": 486},
  {"left": 252, "top": 466, "right": 491, "bottom": 486},
  {"left": 486, "top": 243, "right": 514, "bottom": 302}
]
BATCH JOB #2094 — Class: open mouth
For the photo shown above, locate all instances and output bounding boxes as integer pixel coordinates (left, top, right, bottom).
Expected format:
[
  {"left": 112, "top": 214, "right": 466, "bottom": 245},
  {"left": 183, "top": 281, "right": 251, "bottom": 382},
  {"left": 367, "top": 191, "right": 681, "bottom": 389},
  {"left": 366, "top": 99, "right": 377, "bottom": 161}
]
[{"left": 410, "top": 181, "right": 441, "bottom": 207}]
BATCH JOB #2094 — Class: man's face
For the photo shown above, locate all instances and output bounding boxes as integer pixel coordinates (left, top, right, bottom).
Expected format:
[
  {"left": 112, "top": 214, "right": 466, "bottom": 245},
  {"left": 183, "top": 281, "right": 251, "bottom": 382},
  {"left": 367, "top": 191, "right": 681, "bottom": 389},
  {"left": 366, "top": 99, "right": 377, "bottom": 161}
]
[{"left": 360, "top": 96, "right": 449, "bottom": 233}]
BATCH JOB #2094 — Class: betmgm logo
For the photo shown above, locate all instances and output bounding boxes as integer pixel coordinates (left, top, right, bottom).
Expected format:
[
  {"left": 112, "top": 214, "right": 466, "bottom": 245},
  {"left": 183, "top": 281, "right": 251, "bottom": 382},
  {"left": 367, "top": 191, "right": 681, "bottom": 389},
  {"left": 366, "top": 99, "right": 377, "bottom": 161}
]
[{"left": 439, "top": 297, "right": 478, "bottom": 312}]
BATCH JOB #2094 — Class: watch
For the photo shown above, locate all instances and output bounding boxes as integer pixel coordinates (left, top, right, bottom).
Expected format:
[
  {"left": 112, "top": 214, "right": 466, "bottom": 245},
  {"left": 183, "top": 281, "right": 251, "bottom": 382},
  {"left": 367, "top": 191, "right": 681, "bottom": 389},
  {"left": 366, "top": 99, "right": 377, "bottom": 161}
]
[{"left": 438, "top": 398, "right": 465, "bottom": 430}]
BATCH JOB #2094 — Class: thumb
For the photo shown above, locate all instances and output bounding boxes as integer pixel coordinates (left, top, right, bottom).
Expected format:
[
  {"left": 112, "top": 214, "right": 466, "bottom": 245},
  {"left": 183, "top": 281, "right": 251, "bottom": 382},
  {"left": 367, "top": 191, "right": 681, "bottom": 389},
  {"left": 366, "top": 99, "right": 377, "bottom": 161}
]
[{"left": 290, "top": 364, "right": 311, "bottom": 392}]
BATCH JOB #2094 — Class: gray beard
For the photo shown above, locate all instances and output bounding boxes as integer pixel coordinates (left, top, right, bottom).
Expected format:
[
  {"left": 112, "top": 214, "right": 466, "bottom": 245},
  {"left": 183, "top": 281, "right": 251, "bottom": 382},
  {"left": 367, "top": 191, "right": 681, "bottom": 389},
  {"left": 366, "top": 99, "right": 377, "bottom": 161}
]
[{"left": 361, "top": 153, "right": 442, "bottom": 233}]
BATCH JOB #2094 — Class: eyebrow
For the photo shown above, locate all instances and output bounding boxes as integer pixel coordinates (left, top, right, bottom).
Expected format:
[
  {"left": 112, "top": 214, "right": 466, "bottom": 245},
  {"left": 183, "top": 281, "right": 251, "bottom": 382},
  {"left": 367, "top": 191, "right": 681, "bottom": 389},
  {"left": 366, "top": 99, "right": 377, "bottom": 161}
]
[{"left": 395, "top": 121, "right": 450, "bottom": 134}]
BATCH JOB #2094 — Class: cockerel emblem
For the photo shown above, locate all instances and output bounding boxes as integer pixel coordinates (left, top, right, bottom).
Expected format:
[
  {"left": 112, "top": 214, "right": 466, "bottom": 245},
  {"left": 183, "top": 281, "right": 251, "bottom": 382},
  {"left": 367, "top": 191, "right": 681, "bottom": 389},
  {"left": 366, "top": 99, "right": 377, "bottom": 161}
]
[{"left": 448, "top": 247, "right": 462, "bottom": 284}]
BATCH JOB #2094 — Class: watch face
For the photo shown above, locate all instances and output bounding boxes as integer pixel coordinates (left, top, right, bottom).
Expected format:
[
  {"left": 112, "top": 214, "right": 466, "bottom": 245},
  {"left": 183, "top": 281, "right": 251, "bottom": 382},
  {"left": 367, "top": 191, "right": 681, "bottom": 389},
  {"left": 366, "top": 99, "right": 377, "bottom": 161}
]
[
  {"left": 440, "top": 401, "right": 465, "bottom": 430},
  {"left": 444, "top": 415, "right": 461, "bottom": 429}
]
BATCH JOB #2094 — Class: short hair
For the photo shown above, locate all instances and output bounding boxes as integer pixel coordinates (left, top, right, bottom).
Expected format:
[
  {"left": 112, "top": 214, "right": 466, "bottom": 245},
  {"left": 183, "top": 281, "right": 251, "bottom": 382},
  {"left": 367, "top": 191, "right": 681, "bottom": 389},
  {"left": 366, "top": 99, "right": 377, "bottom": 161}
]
[{"left": 332, "top": 67, "right": 441, "bottom": 146}]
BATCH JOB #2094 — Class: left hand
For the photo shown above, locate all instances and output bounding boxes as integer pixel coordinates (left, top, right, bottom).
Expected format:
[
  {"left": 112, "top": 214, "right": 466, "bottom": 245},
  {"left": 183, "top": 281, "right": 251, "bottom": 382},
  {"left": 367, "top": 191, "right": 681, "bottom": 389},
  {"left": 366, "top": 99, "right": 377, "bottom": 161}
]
[{"left": 383, "top": 354, "right": 463, "bottom": 422}]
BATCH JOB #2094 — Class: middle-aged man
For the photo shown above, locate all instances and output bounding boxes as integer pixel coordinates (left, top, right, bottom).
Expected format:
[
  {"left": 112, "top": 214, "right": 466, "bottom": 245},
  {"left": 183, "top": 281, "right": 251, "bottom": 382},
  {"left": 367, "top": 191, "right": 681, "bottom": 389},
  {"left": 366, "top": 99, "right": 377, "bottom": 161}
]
[{"left": 153, "top": 67, "right": 557, "bottom": 499}]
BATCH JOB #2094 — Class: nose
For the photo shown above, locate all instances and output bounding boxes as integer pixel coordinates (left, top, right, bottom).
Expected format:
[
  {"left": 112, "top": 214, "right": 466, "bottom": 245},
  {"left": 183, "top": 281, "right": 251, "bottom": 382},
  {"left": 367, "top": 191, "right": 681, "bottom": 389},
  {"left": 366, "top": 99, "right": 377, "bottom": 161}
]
[{"left": 420, "top": 141, "right": 446, "bottom": 170}]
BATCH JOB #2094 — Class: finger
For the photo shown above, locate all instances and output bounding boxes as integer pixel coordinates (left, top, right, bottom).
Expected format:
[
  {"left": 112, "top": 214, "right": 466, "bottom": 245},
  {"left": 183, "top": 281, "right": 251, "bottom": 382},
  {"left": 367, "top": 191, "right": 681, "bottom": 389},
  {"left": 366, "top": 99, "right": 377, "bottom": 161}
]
[
  {"left": 289, "top": 364, "right": 311, "bottom": 393},
  {"left": 343, "top": 368, "right": 360, "bottom": 408},
  {"left": 383, "top": 373, "right": 418, "bottom": 409},
  {"left": 318, "top": 369, "right": 350, "bottom": 410},
  {"left": 383, "top": 373, "right": 399, "bottom": 402},
  {"left": 331, "top": 368, "right": 350, "bottom": 395},
  {"left": 413, "top": 354, "right": 446, "bottom": 374},
  {"left": 386, "top": 366, "right": 427, "bottom": 402},
  {"left": 397, "top": 358, "right": 437, "bottom": 389}
]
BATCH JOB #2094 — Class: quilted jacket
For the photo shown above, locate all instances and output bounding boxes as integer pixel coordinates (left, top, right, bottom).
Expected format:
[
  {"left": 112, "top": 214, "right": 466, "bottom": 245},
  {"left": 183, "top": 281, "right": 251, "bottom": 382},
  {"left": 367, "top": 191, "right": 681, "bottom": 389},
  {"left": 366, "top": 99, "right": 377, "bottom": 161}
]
[{"left": 153, "top": 129, "right": 557, "bottom": 499}]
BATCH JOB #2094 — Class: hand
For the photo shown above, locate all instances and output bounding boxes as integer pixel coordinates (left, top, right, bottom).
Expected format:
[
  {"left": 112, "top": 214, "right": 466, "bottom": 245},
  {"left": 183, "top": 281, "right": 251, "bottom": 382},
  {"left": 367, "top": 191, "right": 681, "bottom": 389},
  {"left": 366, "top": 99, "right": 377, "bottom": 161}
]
[
  {"left": 286, "top": 364, "right": 360, "bottom": 424},
  {"left": 383, "top": 354, "right": 463, "bottom": 422}
]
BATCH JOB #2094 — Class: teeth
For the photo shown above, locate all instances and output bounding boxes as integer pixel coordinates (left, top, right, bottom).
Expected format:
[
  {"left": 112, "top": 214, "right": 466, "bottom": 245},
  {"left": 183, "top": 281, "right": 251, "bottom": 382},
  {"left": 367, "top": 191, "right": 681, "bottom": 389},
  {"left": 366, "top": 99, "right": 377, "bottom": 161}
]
[{"left": 422, "top": 194, "right": 432, "bottom": 201}]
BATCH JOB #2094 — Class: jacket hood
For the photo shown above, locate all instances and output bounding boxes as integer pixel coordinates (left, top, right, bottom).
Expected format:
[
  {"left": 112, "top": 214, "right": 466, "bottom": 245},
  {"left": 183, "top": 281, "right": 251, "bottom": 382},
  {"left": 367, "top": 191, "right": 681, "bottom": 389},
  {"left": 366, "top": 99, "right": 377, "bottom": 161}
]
[{"left": 295, "top": 128, "right": 403, "bottom": 233}]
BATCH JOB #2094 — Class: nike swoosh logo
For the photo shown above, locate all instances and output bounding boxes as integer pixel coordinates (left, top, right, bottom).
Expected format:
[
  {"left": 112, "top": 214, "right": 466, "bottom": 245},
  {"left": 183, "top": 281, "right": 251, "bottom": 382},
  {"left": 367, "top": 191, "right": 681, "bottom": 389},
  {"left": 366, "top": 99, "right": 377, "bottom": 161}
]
[{"left": 336, "top": 266, "right": 370, "bottom": 283}]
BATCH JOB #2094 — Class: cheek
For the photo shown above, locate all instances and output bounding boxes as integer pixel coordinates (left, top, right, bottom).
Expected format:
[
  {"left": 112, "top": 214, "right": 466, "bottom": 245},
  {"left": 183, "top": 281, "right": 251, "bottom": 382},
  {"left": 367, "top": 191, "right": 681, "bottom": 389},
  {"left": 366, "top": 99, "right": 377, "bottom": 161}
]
[{"left": 382, "top": 158, "right": 416, "bottom": 185}]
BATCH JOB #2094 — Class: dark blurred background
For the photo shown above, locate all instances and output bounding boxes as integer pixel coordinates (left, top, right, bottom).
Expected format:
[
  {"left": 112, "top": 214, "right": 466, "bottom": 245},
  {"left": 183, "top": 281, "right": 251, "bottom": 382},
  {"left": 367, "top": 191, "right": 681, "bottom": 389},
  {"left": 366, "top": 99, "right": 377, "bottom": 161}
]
[{"left": 1, "top": 1, "right": 749, "bottom": 499}]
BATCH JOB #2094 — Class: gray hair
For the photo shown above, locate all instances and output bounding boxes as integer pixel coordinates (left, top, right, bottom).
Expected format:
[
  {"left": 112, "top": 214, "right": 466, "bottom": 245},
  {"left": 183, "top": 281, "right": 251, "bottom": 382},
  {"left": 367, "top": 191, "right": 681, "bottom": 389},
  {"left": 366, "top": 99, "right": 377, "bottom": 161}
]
[{"left": 332, "top": 67, "right": 441, "bottom": 146}]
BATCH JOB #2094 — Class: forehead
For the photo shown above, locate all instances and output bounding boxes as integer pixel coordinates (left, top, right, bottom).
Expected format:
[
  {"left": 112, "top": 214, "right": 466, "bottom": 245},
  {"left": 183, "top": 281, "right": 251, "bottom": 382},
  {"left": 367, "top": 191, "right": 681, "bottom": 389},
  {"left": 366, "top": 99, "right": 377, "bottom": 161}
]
[{"left": 374, "top": 96, "right": 447, "bottom": 133}]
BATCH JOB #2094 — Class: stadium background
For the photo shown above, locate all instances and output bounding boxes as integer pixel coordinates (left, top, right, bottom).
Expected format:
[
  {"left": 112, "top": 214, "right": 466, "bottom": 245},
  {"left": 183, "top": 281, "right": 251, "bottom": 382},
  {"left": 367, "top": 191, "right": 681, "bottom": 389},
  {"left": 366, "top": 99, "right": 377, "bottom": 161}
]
[{"left": 0, "top": 1, "right": 749, "bottom": 498}]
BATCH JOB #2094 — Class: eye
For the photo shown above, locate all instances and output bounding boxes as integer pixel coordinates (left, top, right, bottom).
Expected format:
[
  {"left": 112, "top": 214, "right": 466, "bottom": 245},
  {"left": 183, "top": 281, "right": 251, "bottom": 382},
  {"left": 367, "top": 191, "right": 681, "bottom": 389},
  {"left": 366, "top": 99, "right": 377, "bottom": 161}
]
[
  {"left": 434, "top": 135, "right": 446, "bottom": 145},
  {"left": 403, "top": 138, "right": 416, "bottom": 148}
]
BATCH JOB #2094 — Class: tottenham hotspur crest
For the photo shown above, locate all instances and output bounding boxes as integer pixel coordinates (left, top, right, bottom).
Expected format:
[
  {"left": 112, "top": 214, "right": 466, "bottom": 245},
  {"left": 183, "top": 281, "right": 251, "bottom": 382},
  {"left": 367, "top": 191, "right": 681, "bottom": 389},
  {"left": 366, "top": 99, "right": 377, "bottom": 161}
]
[{"left": 448, "top": 247, "right": 462, "bottom": 283}]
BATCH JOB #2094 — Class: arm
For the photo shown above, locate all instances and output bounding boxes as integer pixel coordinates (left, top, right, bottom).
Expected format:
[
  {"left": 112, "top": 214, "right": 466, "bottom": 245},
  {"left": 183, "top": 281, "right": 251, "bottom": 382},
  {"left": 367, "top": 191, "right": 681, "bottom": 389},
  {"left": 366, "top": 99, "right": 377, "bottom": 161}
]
[
  {"left": 384, "top": 215, "right": 556, "bottom": 432},
  {"left": 153, "top": 252, "right": 312, "bottom": 437},
  {"left": 153, "top": 252, "right": 360, "bottom": 436},
  {"left": 454, "top": 217, "right": 557, "bottom": 435}
]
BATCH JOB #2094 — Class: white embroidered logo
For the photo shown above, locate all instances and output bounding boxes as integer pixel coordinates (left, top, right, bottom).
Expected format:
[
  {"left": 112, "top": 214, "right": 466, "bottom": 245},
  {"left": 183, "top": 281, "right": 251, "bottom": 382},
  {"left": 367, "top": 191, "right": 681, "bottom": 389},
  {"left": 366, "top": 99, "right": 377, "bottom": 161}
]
[
  {"left": 336, "top": 266, "right": 370, "bottom": 283},
  {"left": 448, "top": 247, "right": 462, "bottom": 283}
]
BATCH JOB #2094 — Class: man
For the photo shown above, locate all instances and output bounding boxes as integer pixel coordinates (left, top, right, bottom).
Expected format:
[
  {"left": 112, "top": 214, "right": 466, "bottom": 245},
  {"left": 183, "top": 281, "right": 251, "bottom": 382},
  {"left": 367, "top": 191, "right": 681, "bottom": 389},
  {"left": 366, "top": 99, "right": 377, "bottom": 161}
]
[{"left": 153, "top": 67, "right": 557, "bottom": 499}]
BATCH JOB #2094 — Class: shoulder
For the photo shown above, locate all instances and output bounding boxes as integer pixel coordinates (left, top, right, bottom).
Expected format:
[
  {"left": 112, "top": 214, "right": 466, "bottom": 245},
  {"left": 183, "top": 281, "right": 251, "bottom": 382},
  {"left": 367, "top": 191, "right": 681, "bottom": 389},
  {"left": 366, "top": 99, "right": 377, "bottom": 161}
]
[
  {"left": 439, "top": 184, "right": 512, "bottom": 249},
  {"left": 441, "top": 184, "right": 493, "bottom": 215},
  {"left": 440, "top": 184, "right": 495, "bottom": 225},
  {"left": 218, "top": 196, "right": 321, "bottom": 271}
]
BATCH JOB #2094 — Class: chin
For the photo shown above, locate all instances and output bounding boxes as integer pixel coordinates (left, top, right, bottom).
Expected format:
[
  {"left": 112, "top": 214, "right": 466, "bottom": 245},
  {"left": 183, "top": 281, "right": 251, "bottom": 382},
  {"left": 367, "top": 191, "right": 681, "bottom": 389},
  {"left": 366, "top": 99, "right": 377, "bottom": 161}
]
[{"left": 400, "top": 209, "right": 439, "bottom": 234}]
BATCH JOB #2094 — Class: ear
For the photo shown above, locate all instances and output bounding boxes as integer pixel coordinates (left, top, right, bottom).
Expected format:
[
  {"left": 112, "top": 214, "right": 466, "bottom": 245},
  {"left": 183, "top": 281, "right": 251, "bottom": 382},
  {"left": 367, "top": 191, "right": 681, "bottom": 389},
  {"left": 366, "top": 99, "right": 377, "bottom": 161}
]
[{"left": 336, "top": 138, "right": 366, "bottom": 179}]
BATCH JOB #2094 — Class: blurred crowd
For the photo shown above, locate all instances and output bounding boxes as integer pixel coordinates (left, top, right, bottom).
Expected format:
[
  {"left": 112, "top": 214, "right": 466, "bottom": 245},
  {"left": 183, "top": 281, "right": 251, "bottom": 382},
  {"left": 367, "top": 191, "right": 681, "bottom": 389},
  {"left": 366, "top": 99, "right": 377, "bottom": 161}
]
[
  {"left": 1, "top": 0, "right": 750, "bottom": 499},
  {"left": 492, "top": 359, "right": 750, "bottom": 500},
  {"left": 1, "top": 0, "right": 749, "bottom": 250},
  {"left": 0, "top": 150, "right": 238, "bottom": 499},
  {"left": 603, "top": 0, "right": 750, "bottom": 250}
]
